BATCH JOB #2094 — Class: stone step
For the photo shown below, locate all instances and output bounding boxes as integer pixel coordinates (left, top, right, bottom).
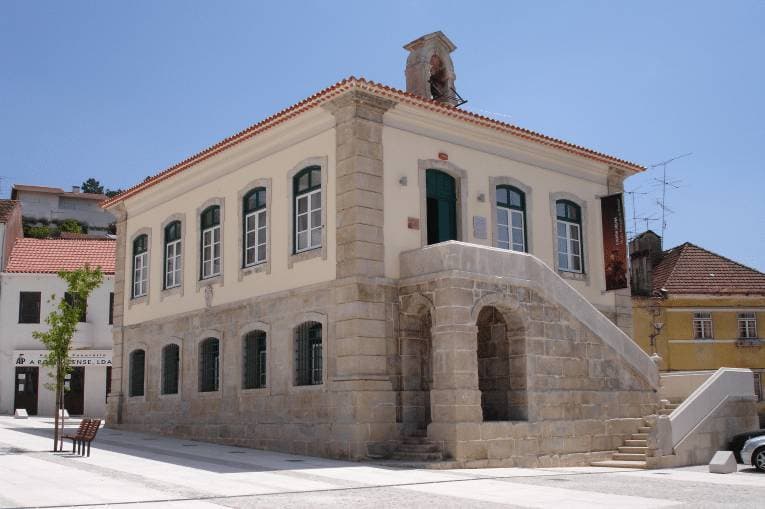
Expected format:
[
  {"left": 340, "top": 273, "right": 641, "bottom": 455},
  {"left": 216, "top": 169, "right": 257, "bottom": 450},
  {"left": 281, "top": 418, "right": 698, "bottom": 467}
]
[
  {"left": 613, "top": 453, "right": 648, "bottom": 461},
  {"left": 396, "top": 443, "right": 441, "bottom": 453},
  {"left": 618, "top": 446, "right": 650, "bottom": 454},
  {"left": 391, "top": 451, "right": 443, "bottom": 462},
  {"left": 401, "top": 437, "right": 431, "bottom": 445},
  {"left": 638, "top": 426, "right": 653, "bottom": 433},
  {"left": 658, "top": 409, "right": 673, "bottom": 415},
  {"left": 631, "top": 433, "right": 649, "bottom": 439},
  {"left": 625, "top": 439, "right": 648, "bottom": 447},
  {"left": 591, "top": 460, "right": 648, "bottom": 469}
]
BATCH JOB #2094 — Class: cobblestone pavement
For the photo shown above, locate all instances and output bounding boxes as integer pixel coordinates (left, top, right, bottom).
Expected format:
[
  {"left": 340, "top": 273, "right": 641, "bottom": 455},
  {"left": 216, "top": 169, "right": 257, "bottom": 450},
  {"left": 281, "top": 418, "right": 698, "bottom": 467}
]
[{"left": 0, "top": 417, "right": 763, "bottom": 508}]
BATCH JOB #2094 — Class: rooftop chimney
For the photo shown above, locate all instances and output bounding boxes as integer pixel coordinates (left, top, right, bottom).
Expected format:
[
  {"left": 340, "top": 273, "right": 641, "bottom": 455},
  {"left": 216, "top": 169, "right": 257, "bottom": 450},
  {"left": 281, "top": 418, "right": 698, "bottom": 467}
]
[
  {"left": 404, "top": 31, "right": 466, "bottom": 106},
  {"left": 72, "top": 186, "right": 81, "bottom": 194}
]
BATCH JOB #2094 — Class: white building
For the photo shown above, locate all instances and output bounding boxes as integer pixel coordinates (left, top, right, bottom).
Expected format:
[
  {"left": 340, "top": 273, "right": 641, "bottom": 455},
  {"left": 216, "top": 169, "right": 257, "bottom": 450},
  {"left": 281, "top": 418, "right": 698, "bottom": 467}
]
[
  {"left": 0, "top": 238, "right": 115, "bottom": 417},
  {"left": 11, "top": 184, "right": 116, "bottom": 233}
]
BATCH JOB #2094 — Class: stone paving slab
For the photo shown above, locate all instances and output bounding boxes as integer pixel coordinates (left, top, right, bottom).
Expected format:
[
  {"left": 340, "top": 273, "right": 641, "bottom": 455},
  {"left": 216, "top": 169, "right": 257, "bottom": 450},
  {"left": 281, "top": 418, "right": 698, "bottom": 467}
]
[{"left": 1, "top": 417, "right": 764, "bottom": 508}]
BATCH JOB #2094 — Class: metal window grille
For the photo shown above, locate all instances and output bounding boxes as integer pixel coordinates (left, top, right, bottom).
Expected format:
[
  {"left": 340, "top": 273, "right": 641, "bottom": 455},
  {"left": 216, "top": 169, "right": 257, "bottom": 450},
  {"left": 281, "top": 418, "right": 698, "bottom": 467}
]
[
  {"left": 243, "top": 331, "right": 267, "bottom": 389},
  {"left": 754, "top": 373, "right": 763, "bottom": 402},
  {"left": 295, "top": 322, "right": 322, "bottom": 386},
  {"left": 693, "top": 312, "right": 713, "bottom": 339},
  {"left": 738, "top": 312, "right": 758, "bottom": 339},
  {"left": 129, "top": 350, "right": 145, "bottom": 397},
  {"left": 162, "top": 344, "right": 180, "bottom": 395},
  {"left": 199, "top": 338, "right": 220, "bottom": 392}
]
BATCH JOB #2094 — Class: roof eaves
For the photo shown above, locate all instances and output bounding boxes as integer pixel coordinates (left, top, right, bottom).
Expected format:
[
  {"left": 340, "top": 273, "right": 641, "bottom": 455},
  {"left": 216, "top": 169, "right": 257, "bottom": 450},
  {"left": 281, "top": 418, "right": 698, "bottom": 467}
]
[{"left": 103, "top": 77, "right": 645, "bottom": 208}]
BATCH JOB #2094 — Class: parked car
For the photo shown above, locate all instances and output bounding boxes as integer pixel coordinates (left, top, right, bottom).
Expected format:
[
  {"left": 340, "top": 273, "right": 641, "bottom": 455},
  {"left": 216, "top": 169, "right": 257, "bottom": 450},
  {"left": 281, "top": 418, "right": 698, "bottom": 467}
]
[
  {"left": 741, "top": 436, "right": 765, "bottom": 472},
  {"left": 729, "top": 430, "right": 765, "bottom": 463}
]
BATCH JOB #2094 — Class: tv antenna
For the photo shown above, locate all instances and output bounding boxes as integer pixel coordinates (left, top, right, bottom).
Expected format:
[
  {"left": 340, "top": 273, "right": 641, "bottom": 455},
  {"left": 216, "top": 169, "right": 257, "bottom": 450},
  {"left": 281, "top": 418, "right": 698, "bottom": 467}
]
[
  {"left": 625, "top": 187, "right": 649, "bottom": 240},
  {"left": 650, "top": 152, "right": 691, "bottom": 239}
]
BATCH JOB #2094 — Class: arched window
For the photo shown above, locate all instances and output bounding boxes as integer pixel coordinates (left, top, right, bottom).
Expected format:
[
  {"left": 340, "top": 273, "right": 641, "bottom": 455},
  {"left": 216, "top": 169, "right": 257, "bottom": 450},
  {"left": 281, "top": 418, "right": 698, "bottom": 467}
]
[
  {"left": 496, "top": 185, "right": 526, "bottom": 252},
  {"left": 161, "top": 344, "right": 180, "bottom": 395},
  {"left": 556, "top": 200, "right": 583, "bottom": 273},
  {"left": 293, "top": 166, "right": 322, "bottom": 253},
  {"left": 242, "top": 330, "right": 267, "bottom": 389},
  {"left": 164, "top": 221, "right": 182, "bottom": 289},
  {"left": 198, "top": 338, "right": 220, "bottom": 392},
  {"left": 132, "top": 235, "right": 148, "bottom": 298},
  {"left": 243, "top": 188, "right": 267, "bottom": 266},
  {"left": 295, "top": 322, "right": 322, "bottom": 386},
  {"left": 200, "top": 206, "right": 221, "bottom": 279},
  {"left": 129, "top": 349, "right": 145, "bottom": 397}
]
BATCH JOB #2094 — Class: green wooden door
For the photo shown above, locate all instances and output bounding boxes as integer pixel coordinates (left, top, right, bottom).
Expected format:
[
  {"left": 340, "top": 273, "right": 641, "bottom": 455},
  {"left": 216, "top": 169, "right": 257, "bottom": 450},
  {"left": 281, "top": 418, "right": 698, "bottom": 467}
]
[{"left": 426, "top": 170, "right": 457, "bottom": 245}]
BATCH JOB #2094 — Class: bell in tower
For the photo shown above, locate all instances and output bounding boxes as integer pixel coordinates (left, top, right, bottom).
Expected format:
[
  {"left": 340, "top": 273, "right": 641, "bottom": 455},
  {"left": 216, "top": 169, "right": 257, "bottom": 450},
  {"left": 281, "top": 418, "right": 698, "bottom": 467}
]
[{"left": 404, "top": 31, "right": 466, "bottom": 106}]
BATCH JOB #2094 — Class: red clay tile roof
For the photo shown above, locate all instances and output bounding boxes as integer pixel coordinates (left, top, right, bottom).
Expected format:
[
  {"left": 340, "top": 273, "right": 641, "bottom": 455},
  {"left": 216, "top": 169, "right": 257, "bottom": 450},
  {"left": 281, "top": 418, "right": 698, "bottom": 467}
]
[
  {"left": 12, "top": 185, "right": 106, "bottom": 201},
  {"left": 652, "top": 242, "right": 765, "bottom": 295},
  {"left": 5, "top": 238, "right": 116, "bottom": 275},
  {"left": 102, "top": 77, "right": 645, "bottom": 208},
  {"left": 0, "top": 200, "right": 20, "bottom": 222}
]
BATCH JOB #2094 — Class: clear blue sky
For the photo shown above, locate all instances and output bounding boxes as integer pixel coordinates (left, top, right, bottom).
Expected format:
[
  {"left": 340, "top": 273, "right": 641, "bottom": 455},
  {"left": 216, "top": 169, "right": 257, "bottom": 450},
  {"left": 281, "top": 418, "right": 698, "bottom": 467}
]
[{"left": 1, "top": 1, "right": 763, "bottom": 269}]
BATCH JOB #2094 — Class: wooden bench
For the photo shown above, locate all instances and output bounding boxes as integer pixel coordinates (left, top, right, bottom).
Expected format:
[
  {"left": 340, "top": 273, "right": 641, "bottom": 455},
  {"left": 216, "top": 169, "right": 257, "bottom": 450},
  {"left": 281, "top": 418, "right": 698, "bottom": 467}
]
[{"left": 63, "top": 418, "right": 101, "bottom": 456}]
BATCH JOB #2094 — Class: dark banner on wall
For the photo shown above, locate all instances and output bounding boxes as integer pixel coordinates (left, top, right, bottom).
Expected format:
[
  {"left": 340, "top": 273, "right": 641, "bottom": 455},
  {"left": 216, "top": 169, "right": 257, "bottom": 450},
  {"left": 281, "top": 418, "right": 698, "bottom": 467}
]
[{"left": 601, "top": 193, "right": 628, "bottom": 291}]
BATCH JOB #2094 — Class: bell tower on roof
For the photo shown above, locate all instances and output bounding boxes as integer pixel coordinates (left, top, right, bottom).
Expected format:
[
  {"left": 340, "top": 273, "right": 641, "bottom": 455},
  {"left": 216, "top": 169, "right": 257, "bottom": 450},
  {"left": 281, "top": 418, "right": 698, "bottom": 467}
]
[{"left": 404, "top": 31, "right": 466, "bottom": 106}]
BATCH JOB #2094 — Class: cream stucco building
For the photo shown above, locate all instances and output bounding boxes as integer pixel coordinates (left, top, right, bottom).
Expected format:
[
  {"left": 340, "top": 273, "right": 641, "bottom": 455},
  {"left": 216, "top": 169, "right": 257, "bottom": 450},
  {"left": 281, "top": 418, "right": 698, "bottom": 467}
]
[{"left": 103, "top": 33, "right": 756, "bottom": 467}]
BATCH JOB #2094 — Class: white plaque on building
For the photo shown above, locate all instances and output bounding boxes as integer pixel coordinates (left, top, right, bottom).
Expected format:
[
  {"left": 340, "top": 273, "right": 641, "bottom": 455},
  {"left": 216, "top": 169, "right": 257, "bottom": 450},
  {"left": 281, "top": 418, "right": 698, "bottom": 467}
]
[{"left": 473, "top": 215, "right": 487, "bottom": 240}]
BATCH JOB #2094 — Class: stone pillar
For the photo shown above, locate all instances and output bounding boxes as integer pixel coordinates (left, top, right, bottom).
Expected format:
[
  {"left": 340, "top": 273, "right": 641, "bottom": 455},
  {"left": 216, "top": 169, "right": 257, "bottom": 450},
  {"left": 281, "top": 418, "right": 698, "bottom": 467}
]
[
  {"left": 106, "top": 203, "right": 127, "bottom": 426},
  {"left": 607, "top": 166, "right": 634, "bottom": 338},
  {"left": 428, "top": 279, "right": 484, "bottom": 461},
  {"left": 323, "top": 90, "right": 398, "bottom": 458}
]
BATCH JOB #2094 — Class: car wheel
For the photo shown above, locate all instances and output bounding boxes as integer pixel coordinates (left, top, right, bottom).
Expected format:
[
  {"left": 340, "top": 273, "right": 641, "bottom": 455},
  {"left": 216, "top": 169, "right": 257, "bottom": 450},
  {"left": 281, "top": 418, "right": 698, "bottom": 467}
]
[{"left": 754, "top": 447, "right": 765, "bottom": 472}]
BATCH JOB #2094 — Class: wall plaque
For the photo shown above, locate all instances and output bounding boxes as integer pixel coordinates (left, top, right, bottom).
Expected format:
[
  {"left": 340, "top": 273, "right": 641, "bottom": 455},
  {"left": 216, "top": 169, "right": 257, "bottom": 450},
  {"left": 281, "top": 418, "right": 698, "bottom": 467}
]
[{"left": 473, "top": 215, "right": 487, "bottom": 239}]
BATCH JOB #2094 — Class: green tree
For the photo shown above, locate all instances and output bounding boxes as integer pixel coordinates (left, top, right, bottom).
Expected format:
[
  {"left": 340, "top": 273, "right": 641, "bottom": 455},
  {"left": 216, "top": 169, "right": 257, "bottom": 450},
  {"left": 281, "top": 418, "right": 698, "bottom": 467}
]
[
  {"left": 58, "top": 219, "right": 83, "bottom": 234},
  {"left": 105, "top": 188, "right": 123, "bottom": 198},
  {"left": 33, "top": 266, "right": 104, "bottom": 451},
  {"left": 24, "top": 225, "right": 52, "bottom": 238},
  {"left": 81, "top": 178, "right": 104, "bottom": 194}
]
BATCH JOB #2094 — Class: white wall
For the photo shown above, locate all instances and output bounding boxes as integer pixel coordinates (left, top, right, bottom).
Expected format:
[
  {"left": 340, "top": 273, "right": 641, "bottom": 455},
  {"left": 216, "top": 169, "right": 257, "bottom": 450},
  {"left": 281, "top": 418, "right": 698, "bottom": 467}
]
[
  {"left": 0, "top": 272, "right": 114, "bottom": 416},
  {"left": 120, "top": 109, "right": 337, "bottom": 325},
  {"left": 17, "top": 191, "right": 115, "bottom": 229}
]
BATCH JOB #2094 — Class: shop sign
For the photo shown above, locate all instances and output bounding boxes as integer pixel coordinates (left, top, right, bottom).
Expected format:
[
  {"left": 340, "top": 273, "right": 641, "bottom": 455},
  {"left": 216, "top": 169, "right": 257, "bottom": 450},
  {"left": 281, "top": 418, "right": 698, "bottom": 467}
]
[{"left": 13, "top": 350, "right": 112, "bottom": 367}]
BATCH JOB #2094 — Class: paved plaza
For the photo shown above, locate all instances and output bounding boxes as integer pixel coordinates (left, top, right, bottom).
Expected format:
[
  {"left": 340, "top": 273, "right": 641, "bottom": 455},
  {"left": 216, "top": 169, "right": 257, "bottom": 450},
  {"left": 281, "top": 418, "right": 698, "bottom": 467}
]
[{"left": 0, "top": 417, "right": 763, "bottom": 508}]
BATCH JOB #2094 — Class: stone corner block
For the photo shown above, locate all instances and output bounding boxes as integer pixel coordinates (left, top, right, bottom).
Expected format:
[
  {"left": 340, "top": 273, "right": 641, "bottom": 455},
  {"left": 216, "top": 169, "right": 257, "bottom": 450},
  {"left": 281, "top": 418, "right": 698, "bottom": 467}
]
[{"left": 708, "top": 450, "right": 737, "bottom": 474}]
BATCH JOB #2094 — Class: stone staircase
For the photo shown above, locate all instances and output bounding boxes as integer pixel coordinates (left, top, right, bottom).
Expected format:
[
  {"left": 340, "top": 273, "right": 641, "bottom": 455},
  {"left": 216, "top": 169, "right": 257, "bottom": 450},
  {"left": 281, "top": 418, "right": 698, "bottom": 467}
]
[
  {"left": 391, "top": 430, "right": 444, "bottom": 462},
  {"left": 591, "top": 400, "right": 681, "bottom": 469}
]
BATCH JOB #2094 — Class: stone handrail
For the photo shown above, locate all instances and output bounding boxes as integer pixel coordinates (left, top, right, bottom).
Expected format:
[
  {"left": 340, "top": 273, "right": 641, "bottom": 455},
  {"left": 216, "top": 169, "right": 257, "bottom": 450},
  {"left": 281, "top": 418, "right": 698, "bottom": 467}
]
[
  {"left": 669, "top": 367, "right": 755, "bottom": 446},
  {"left": 399, "top": 241, "right": 660, "bottom": 389}
]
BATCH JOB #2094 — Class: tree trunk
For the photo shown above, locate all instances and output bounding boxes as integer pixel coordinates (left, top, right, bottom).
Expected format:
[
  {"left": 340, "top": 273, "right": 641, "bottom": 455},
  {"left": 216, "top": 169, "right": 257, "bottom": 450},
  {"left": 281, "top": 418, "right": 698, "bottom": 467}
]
[{"left": 53, "top": 365, "right": 60, "bottom": 452}]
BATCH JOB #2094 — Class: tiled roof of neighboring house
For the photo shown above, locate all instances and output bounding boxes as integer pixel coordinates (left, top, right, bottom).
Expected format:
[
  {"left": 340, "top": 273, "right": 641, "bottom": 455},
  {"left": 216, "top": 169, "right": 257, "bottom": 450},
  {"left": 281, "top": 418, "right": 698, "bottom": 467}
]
[
  {"left": 58, "top": 232, "right": 115, "bottom": 240},
  {"left": 5, "top": 238, "right": 116, "bottom": 275},
  {"left": 102, "top": 77, "right": 645, "bottom": 208},
  {"left": 11, "top": 184, "right": 106, "bottom": 201},
  {"left": 0, "top": 200, "right": 20, "bottom": 222},
  {"left": 652, "top": 242, "right": 765, "bottom": 295}
]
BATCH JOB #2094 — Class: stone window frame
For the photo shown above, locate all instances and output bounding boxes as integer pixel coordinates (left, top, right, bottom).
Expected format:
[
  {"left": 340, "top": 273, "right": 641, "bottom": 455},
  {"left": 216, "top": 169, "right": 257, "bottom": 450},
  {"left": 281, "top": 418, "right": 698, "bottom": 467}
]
[
  {"left": 549, "top": 191, "right": 590, "bottom": 284},
  {"left": 127, "top": 345, "right": 148, "bottom": 400},
  {"left": 128, "top": 228, "right": 152, "bottom": 309},
  {"left": 160, "top": 213, "right": 186, "bottom": 301},
  {"left": 195, "top": 330, "right": 223, "bottom": 398},
  {"left": 238, "top": 321, "right": 271, "bottom": 394},
  {"left": 196, "top": 197, "right": 225, "bottom": 291},
  {"left": 237, "top": 178, "right": 272, "bottom": 281},
  {"left": 417, "top": 159, "right": 469, "bottom": 247},
  {"left": 288, "top": 311, "right": 328, "bottom": 391},
  {"left": 287, "top": 157, "right": 329, "bottom": 268},
  {"left": 158, "top": 338, "right": 183, "bottom": 399},
  {"left": 489, "top": 176, "right": 533, "bottom": 254}
]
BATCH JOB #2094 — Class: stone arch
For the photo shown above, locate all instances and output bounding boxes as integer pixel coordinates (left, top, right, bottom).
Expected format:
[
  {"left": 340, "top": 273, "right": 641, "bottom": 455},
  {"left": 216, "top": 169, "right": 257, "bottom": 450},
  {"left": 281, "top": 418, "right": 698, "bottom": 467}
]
[
  {"left": 398, "top": 293, "right": 435, "bottom": 435},
  {"left": 472, "top": 293, "right": 528, "bottom": 421}
]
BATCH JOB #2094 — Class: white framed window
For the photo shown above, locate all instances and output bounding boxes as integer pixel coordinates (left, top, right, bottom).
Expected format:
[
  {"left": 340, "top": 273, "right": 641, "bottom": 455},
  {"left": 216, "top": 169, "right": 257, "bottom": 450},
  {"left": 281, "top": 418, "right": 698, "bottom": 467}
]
[
  {"left": 294, "top": 166, "right": 322, "bottom": 253},
  {"left": 243, "top": 188, "right": 267, "bottom": 266},
  {"left": 693, "top": 312, "right": 713, "bottom": 340},
  {"left": 496, "top": 185, "right": 526, "bottom": 252},
  {"left": 556, "top": 200, "right": 582, "bottom": 273},
  {"left": 200, "top": 206, "right": 221, "bottom": 279},
  {"left": 164, "top": 221, "right": 182, "bottom": 289},
  {"left": 738, "top": 312, "right": 758, "bottom": 339},
  {"left": 132, "top": 234, "right": 148, "bottom": 298}
]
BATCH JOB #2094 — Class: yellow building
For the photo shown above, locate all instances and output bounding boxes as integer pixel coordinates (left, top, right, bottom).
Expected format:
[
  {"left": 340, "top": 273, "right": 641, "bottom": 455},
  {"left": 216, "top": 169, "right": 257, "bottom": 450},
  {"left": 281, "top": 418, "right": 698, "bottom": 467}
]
[{"left": 631, "top": 231, "right": 765, "bottom": 399}]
